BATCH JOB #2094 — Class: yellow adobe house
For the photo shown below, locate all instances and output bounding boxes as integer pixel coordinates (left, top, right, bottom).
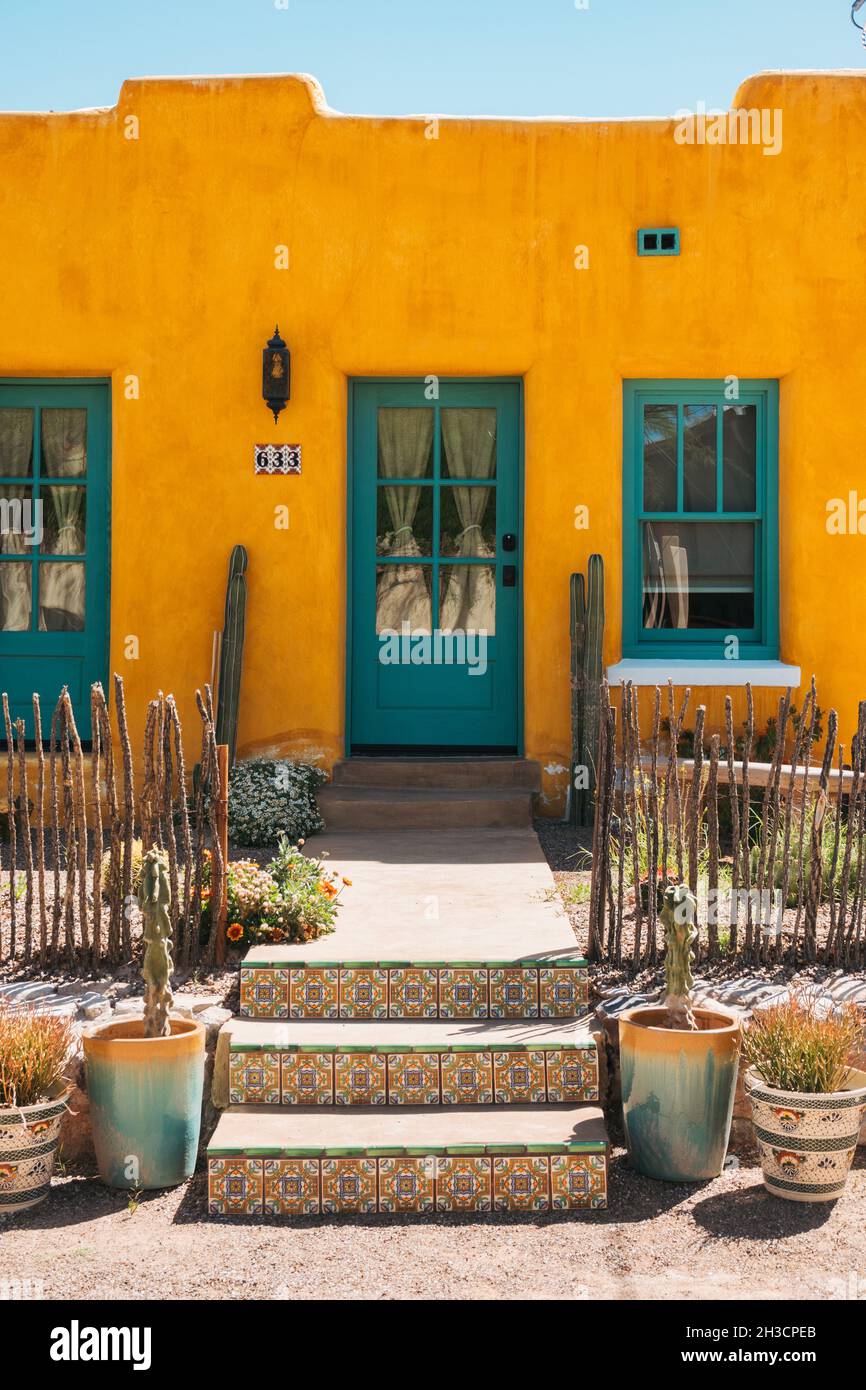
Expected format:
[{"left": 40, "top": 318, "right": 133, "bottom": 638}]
[{"left": 0, "top": 70, "right": 865, "bottom": 815}]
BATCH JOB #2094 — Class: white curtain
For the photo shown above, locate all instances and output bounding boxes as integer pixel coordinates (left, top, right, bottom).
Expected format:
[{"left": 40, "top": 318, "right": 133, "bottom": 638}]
[
  {"left": 39, "top": 410, "right": 86, "bottom": 631},
  {"left": 0, "top": 411, "right": 33, "bottom": 631},
  {"left": 376, "top": 408, "right": 433, "bottom": 633},
  {"left": 644, "top": 523, "right": 689, "bottom": 630},
  {"left": 439, "top": 409, "right": 496, "bottom": 633}
]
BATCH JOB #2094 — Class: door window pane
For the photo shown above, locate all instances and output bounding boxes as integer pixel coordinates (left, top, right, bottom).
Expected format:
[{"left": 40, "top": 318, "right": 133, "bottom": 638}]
[
  {"left": 642, "top": 521, "right": 754, "bottom": 631},
  {"left": 643, "top": 405, "right": 677, "bottom": 511},
  {"left": 440, "top": 485, "right": 496, "bottom": 558},
  {"left": 39, "top": 562, "right": 85, "bottom": 631},
  {"left": 0, "top": 409, "right": 34, "bottom": 477},
  {"left": 377, "top": 408, "right": 433, "bottom": 479},
  {"left": 723, "top": 404, "right": 757, "bottom": 512},
  {"left": 441, "top": 408, "right": 497, "bottom": 478},
  {"left": 41, "top": 408, "right": 87, "bottom": 477},
  {"left": 439, "top": 564, "right": 496, "bottom": 635},
  {"left": 377, "top": 485, "right": 432, "bottom": 557},
  {"left": 0, "top": 563, "right": 31, "bottom": 630},
  {"left": 375, "top": 562, "right": 431, "bottom": 635},
  {"left": 683, "top": 404, "right": 717, "bottom": 511},
  {"left": 42, "top": 486, "right": 86, "bottom": 555}
]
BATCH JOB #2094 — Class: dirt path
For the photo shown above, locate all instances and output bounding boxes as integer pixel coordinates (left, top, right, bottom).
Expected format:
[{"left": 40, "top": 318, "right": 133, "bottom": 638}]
[{"left": 2, "top": 1149, "right": 863, "bottom": 1301}]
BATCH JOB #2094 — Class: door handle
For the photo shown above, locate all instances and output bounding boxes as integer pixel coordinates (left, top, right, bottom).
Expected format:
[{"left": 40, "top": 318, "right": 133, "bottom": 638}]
[
  {"left": 503, "top": 565, "right": 517, "bottom": 588},
  {"left": 502, "top": 533, "right": 517, "bottom": 552}
]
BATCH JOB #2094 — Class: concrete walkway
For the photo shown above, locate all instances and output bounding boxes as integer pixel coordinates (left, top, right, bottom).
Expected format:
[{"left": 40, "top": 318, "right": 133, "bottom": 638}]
[{"left": 247, "top": 827, "right": 580, "bottom": 964}]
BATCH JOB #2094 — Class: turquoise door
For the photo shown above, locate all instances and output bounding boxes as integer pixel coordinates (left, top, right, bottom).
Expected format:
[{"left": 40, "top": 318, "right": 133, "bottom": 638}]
[
  {"left": 350, "top": 379, "right": 522, "bottom": 751},
  {"left": 0, "top": 381, "right": 110, "bottom": 738}
]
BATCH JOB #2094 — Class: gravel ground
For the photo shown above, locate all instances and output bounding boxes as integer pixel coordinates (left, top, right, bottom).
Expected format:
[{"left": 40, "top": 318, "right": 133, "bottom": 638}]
[{"left": 1, "top": 1146, "right": 864, "bottom": 1301}]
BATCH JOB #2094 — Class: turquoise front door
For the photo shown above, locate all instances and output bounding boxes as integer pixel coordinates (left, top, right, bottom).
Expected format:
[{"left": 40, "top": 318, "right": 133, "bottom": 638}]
[
  {"left": 0, "top": 381, "right": 110, "bottom": 738},
  {"left": 350, "top": 379, "right": 521, "bottom": 751}
]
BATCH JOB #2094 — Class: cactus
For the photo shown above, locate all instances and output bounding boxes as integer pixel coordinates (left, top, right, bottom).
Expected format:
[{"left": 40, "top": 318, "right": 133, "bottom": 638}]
[
  {"left": 138, "top": 848, "right": 174, "bottom": 1039},
  {"left": 661, "top": 882, "right": 698, "bottom": 1031},
  {"left": 571, "top": 553, "right": 605, "bottom": 826},
  {"left": 569, "top": 572, "right": 586, "bottom": 825},
  {"left": 215, "top": 544, "right": 248, "bottom": 767}
]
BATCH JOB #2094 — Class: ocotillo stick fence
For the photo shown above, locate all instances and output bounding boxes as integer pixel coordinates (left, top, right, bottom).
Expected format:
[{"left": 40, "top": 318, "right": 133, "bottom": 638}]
[
  {"left": 0, "top": 675, "right": 224, "bottom": 970},
  {"left": 588, "top": 677, "right": 866, "bottom": 971}
]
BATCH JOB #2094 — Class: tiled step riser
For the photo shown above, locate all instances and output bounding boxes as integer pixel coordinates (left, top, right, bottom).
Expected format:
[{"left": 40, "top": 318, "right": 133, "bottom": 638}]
[
  {"left": 229, "top": 1045, "right": 599, "bottom": 1106},
  {"left": 209, "top": 1150, "right": 607, "bottom": 1216},
  {"left": 240, "top": 963, "right": 590, "bottom": 1021}
]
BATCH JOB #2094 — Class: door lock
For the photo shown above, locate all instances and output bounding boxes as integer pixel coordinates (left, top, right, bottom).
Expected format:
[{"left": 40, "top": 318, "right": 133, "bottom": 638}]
[{"left": 503, "top": 564, "right": 517, "bottom": 588}]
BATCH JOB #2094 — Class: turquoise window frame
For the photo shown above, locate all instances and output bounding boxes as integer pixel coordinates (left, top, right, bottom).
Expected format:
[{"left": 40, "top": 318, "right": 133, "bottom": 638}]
[{"left": 622, "top": 379, "right": 779, "bottom": 660}]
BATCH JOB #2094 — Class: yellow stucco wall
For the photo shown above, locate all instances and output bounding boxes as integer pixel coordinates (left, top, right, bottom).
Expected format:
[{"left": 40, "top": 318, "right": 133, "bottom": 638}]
[{"left": 1, "top": 71, "right": 865, "bottom": 812}]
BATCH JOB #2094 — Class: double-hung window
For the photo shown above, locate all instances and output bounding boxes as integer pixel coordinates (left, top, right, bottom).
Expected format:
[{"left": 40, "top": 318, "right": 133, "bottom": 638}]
[{"left": 623, "top": 380, "right": 779, "bottom": 660}]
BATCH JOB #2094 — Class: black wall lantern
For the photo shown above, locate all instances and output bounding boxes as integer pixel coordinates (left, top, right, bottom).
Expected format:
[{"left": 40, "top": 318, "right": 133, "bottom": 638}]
[{"left": 262, "top": 325, "right": 291, "bottom": 422}]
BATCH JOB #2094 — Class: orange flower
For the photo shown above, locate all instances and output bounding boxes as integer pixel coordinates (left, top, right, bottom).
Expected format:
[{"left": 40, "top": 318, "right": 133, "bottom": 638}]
[
  {"left": 318, "top": 879, "right": 338, "bottom": 899},
  {"left": 227, "top": 922, "right": 244, "bottom": 942},
  {"left": 342, "top": 877, "right": 352, "bottom": 887},
  {"left": 271, "top": 928, "right": 285, "bottom": 942}
]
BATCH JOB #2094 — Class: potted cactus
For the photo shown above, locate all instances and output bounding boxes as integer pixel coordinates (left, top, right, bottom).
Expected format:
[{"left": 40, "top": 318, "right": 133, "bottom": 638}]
[
  {"left": 744, "top": 994, "right": 866, "bottom": 1202},
  {"left": 619, "top": 883, "right": 741, "bottom": 1181},
  {"left": 83, "top": 848, "right": 206, "bottom": 1189},
  {"left": 0, "top": 1004, "right": 73, "bottom": 1212}
]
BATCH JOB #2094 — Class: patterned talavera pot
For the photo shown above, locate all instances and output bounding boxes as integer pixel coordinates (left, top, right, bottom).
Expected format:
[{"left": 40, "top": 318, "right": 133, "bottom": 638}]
[
  {"left": 0, "top": 1080, "right": 71, "bottom": 1214},
  {"left": 620, "top": 1005, "right": 741, "bottom": 1181},
  {"left": 745, "top": 1067, "right": 866, "bottom": 1202}
]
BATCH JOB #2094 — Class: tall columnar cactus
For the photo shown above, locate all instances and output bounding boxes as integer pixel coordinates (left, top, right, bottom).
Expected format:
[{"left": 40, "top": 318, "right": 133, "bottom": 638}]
[
  {"left": 569, "top": 571, "right": 586, "bottom": 826},
  {"left": 578, "top": 550, "right": 606, "bottom": 822},
  {"left": 138, "top": 848, "right": 174, "bottom": 1039},
  {"left": 661, "top": 882, "right": 698, "bottom": 1032},
  {"left": 215, "top": 544, "right": 248, "bottom": 767}
]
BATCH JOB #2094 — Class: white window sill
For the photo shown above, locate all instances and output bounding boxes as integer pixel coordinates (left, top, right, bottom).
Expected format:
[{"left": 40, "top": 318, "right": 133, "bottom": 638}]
[{"left": 606, "top": 659, "right": 801, "bottom": 688}]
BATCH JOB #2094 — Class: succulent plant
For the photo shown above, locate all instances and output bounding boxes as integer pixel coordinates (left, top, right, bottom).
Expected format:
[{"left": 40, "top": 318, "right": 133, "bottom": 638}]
[
  {"left": 661, "top": 882, "right": 698, "bottom": 1031},
  {"left": 138, "top": 848, "right": 174, "bottom": 1039}
]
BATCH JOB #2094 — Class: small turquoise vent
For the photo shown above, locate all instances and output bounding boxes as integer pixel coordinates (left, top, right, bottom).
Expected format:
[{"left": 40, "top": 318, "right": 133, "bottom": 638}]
[{"left": 637, "top": 227, "right": 680, "bottom": 256}]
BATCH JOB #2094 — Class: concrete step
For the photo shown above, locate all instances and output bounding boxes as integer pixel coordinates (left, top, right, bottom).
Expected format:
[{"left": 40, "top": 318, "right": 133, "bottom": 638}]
[
  {"left": 239, "top": 955, "right": 590, "bottom": 1021},
  {"left": 208, "top": 1103, "right": 608, "bottom": 1215},
  {"left": 219, "top": 1017, "right": 600, "bottom": 1107},
  {"left": 318, "top": 785, "right": 532, "bottom": 830},
  {"left": 331, "top": 758, "right": 541, "bottom": 791}
]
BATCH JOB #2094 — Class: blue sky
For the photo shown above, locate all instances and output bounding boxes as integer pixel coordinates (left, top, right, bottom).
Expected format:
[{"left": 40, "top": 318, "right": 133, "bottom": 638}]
[{"left": 1, "top": 0, "right": 863, "bottom": 117}]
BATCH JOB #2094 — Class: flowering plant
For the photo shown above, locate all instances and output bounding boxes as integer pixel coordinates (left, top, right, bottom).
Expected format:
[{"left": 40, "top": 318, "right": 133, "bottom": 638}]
[
  {"left": 202, "top": 835, "right": 349, "bottom": 948},
  {"left": 228, "top": 758, "right": 326, "bottom": 847}
]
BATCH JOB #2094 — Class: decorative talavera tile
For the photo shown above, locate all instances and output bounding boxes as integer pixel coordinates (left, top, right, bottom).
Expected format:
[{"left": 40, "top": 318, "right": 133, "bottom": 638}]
[
  {"left": 263, "top": 1158, "right": 320, "bottom": 1216},
  {"left": 209, "top": 1158, "right": 263, "bottom": 1216},
  {"left": 489, "top": 968, "right": 539, "bottom": 1019},
  {"left": 439, "top": 968, "right": 489, "bottom": 1019},
  {"left": 334, "top": 1052, "right": 387, "bottom": 1106},
  {"left": 545, "top": 1048, "right": 598, "bottom": 1103},
  {"left": 435, "top": 1156, "right": 492, "bottom": 1212},
  {"left": 493, "top": 1050, "right": 547, "bottom": 1104},
  {"left": 229, "top": 1050, "right": 281, "bottom": 1105},
  {"left": 254, "top": 443, "right": 302, "bottom": 475},
  {"left": 539, "top": 967, "right": 588, "bottom": 1019},
  {"left": 378, "top": 1157, "right": 435, "bottom": 1213},
  {"left": 550, "top": 1153, "right": 607, "bottom": 1210},
  {"left": 281, "top": 1051, "right": 334, "bottom": 1105},
  {"left": 321, "top": 1158, "right": 377, "bottom": 1214},
  {"left": 441, "top": 1050, "right": 493, "bottom": 1105},
  {"left": 339, "top": 968, "right": 388, "bottom": 1020},
  {"left": 240, "top": 967, "right": 289, "bottom": 1019},
  {"left": 388, "top": 967, "right": 438, "bottom": 1019},
  {"left": 290, "top": 968, "right": 339, "bottom": 1019},
  {"left": 386, "top": 1052, "right": 440, "bottom": 1106},
  {"left": 492, "top": 1156, "right": 550, "bottom": 1212}
]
